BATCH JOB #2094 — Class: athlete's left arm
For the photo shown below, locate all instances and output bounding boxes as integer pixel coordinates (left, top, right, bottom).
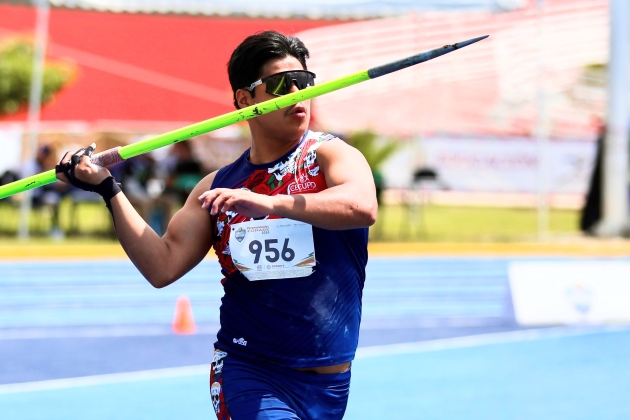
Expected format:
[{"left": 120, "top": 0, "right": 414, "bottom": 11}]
[
  {"left": 280, "top": 138, "right": 378, "bottom": 229},
  {"left": 200, "top": 138, "right": 377, "bottom": 230}
]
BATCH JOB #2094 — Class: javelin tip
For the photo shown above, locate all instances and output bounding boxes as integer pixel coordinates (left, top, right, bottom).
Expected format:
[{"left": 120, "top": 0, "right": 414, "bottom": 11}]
[
  {"left": 367, "top": 34, "right": 489, "bottom": 79},
  {"left": 452, "top": 35, "right": 490, "bottom": 49}
]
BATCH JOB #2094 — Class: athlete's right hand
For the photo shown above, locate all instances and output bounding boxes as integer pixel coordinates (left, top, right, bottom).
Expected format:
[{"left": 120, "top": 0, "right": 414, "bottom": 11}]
[
  {"left": 55, "top": 143, "right": 112, "bottom": 188},
  {"left": 199, "top": 188, "right": 276, "bottom": 219}
]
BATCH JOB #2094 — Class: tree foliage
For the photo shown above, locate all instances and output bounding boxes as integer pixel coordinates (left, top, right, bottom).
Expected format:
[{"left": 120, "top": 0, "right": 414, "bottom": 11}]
[
  {"left": 344, "top": 130, "right": 402, "bottom": 173},
  {"left": 0, "top": 36, "right": 77, "bottom": 118}
]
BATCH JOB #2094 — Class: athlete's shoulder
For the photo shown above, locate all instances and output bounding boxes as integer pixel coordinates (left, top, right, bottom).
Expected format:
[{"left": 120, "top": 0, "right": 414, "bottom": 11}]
[
  {"left": 311, "top": 132, "right": 352, "bottom": 154},
  {"left": 305, "top": 130, "right": 338, "bottom": 143},
  {"left": 300, "top": 131, "right": 343, "bottom": 159},
  {"left": 198, "top": 170, "right": 218, "bottom": 190},
  {"left": 315, "top": 134, "right": 368, "bottom": 170},
  {"left": 211, "top": 148, "right": 252, "bottom": 189}
]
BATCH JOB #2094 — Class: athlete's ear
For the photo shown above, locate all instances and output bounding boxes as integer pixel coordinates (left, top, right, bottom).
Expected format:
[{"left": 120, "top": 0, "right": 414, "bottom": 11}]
[{"left": 235, "top": 89, "right": 253, "bottom": 109}]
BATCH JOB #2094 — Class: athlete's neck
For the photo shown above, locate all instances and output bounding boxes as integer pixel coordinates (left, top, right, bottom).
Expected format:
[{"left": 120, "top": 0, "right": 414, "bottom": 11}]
[{"left": 248, "top": 132, "right": 306, "bottom": 165}]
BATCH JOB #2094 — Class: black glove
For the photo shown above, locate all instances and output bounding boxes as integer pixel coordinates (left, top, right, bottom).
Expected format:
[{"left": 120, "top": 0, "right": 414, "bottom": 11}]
[{"left": 55, "top": 145, "right": 122, "bottom": 203}]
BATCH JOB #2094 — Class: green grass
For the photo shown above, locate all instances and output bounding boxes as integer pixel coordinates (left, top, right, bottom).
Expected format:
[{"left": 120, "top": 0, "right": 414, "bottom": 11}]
[
  {"left": 0, "top": 199, "right": 581, "bottom": 243},
  {"left": 369, "top": 204, "right": 580, "bottom": 242},
  {"left": 0, "top": 198, "right": 114, "bottom": 238}
]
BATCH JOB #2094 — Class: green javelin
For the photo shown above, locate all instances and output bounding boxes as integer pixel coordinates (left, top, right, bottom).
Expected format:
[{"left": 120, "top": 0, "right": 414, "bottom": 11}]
[{"left": 0, "top": 35, "right": 488, "bottom": 200}]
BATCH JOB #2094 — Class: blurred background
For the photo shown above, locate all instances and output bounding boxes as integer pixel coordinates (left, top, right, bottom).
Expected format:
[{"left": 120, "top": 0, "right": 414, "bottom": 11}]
[
  {"left": 0, "top": 0, "right": 623, "bottom": 242},
  {"left": 1, "top": 1, "right": 630, "bottom": 419}
]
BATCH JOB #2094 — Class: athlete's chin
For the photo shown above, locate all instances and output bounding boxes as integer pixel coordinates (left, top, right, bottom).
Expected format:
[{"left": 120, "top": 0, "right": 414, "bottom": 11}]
[{"left": 278, "top": 116, "right": 308, "bottom": 134}]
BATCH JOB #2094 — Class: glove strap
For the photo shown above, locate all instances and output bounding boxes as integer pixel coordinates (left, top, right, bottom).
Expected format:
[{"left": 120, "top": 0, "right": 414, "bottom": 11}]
[{"left": 94, "top": 176, "right": 122, "bottom": 204}]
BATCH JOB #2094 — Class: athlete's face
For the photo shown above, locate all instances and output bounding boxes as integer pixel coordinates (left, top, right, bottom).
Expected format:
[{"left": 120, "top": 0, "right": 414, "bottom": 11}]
[{"left": 238, "top": 56, "right": 311, "bottom": 142}]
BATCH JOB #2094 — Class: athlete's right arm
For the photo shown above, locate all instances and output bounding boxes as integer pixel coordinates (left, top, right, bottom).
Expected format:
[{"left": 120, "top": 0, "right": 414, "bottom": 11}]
[
  {"left": 55, "top": 146, "right": 216, "bottom": 288},
  {"left": 109, "top": 171, "right": 217, "bottom": 288}
]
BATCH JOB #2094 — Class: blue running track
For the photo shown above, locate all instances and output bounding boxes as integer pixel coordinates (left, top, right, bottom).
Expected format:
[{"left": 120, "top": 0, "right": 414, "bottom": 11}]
[{"left": 0, "top": 257, "right": 628, "bottom": 419}]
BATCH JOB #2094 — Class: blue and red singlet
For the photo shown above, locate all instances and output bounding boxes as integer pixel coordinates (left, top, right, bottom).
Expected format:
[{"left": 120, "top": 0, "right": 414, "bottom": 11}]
[{"left": 210, "top": 130, "right": 368, "bottom": 368}]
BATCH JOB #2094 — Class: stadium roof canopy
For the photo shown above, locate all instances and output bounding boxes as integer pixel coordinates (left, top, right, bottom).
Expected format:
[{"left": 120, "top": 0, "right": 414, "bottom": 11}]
[{"left": 5, "top": 0, "right": 527, "bottom": 19}]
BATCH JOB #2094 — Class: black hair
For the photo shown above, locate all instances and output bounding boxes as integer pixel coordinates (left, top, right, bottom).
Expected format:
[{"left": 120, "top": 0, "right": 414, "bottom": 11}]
[{"left": 228, "top": 31, "right": 310, "bottom": 109}]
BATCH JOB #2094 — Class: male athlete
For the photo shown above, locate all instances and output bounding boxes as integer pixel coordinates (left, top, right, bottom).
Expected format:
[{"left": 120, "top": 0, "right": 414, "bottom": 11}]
[{"left": 56, "top": 31, "right": 377, "bottom": 419}]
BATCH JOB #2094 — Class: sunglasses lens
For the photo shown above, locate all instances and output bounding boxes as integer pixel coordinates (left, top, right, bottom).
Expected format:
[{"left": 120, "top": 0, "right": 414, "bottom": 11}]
[
  {"left": 266, "top": 74, "right": 290, "bottom": 96},
  {"left": 293, "top": 72, "right": 315, "bottom": 89},
  {"left": 265, "top": 71, "right": 315, "bottom": 96}
]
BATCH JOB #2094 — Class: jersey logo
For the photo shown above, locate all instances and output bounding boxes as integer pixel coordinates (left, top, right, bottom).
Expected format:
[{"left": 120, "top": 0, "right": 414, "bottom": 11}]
[
  {"left": 233, "top": 337, "right": 248, "bottom": 346},
  {"left": 288, "top": 181, "right": 317, "bottom": 194},
  {"left": 234, "top": 227, "right": 246, "bottom": 242}
]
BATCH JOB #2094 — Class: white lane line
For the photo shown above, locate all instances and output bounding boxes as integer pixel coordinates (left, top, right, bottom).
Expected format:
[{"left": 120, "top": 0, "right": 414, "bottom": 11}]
[
  {"left": 0, "top": 365, "right": 210, "bottom": 395},
  {"left": 2, "top": 325, "right": 628, "bottom": 395},
  {"left": 355, "top": 324, "right": 630, "bottom": 359}
]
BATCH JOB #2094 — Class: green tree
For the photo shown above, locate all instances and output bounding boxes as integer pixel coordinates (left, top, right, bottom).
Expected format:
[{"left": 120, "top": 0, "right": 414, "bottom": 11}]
[
  {"left": 345, "top": 130, "right": 400, "bottom": 171},
  {"left": 345, "top": 130, "right": 402, "bottom": 205},
  {"left": 0, "top": 36, "right": 77, "bottom": 118}
]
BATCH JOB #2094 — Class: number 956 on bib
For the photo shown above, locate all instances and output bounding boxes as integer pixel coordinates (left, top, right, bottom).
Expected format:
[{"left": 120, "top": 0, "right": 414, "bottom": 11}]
[{"left": 229, "top": 219, "right": 316, "bottom": 281}]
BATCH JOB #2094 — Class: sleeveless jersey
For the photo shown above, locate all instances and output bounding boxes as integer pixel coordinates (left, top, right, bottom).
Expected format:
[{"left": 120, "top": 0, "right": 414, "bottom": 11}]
[{"left": 210, "top": 130, "right": 368, "bottom": 368}]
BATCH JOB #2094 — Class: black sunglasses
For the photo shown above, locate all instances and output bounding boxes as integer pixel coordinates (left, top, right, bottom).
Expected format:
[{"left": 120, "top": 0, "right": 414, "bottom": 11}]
[{"left": 244, "top": 70, "right": 316, "bottom": 96}]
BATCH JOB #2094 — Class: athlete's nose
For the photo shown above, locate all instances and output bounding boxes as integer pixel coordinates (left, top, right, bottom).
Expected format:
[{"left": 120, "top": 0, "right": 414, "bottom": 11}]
[{"left": 289, "top": 81, "right": 301, "bottom": 93}]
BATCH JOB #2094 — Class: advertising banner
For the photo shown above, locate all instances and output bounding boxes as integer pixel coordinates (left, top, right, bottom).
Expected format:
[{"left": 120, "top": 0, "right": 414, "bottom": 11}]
[
  {"left": 509, "top": 261, "right": 630, "bottom": 326},
  {"left": 383, "top": 137, "right": 596, "bottom": 195},
  {"left": 422, "top": 137, "right": 596, "bottom": 193}
]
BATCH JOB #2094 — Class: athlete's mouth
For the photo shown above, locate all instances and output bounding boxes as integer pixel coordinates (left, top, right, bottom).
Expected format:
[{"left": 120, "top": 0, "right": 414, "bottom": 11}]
[{"left": 288, "top": 104, "right": 307, "bottom": 116}]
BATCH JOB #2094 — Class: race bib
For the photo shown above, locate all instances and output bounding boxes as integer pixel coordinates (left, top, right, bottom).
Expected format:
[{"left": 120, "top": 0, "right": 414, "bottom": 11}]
[{"left": 229, "top": 219, "right": 316, "bottom": 281}]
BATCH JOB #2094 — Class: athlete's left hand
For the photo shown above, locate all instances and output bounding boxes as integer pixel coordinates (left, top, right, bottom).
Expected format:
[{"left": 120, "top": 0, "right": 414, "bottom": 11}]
[{"left": 198, "top": 188, "right": 276, "bottom": 218}]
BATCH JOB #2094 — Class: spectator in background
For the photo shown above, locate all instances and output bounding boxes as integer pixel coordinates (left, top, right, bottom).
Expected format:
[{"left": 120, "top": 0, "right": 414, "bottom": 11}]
[
  {"left": 106, "top": 143, "right": 206, "bottom": 235},
  {"left": 151, "top": 141, "right": 206, "bottom": 233},
  {"left": 22, "top": 145, "right": 70, "bottom": 238},
  {"left": 162, "top": 141, "right": 206, "bottom": 203},
  {"left": 0, "top": 170, "right": 19, "bottom": 190},
  {"left": 109, "top": 154, "right": 158, "bottom": 223}
]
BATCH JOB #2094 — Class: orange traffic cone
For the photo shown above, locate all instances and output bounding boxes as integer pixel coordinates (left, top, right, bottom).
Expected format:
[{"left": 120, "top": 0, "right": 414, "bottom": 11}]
[{"left": 172, "top": 295, "right": 197, "bottom": 334}]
